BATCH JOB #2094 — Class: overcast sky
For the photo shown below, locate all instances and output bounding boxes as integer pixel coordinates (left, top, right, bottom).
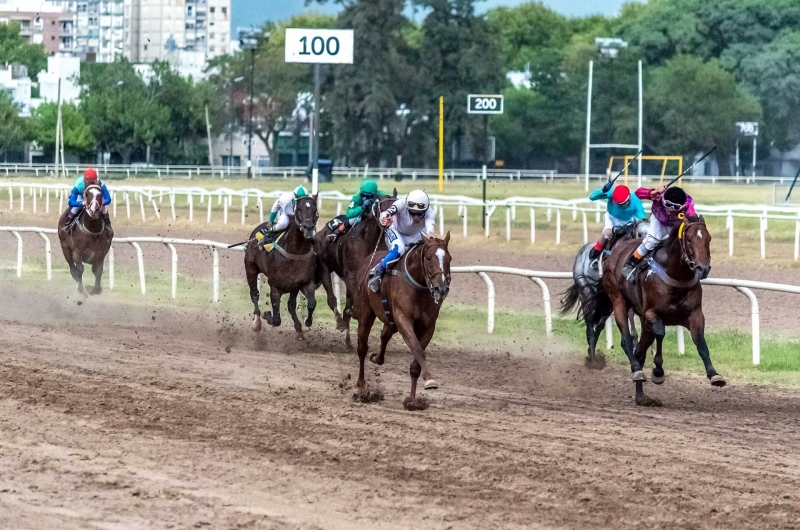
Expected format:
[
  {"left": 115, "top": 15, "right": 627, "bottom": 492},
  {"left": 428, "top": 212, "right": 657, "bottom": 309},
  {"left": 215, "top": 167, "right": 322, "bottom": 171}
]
[{"left": 233, "top": 0, "right": 636, "bottom": 32}]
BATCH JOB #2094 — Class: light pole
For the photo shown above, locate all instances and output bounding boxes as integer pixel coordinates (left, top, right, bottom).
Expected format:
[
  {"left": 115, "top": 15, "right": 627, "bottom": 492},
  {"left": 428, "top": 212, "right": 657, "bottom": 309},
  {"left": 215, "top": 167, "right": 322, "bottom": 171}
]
[
  {"left": 239, "top": 28, "right": 260, "bottom": 179},
  {"left": 228, "top": 76, "right": 244, "bottom": 174}
]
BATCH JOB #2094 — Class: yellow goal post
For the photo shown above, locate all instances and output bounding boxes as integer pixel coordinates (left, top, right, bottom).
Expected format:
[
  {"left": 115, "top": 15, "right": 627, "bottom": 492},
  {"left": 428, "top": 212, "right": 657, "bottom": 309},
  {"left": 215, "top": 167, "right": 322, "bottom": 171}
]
[{"left": 607, "top": 156, "right": 684, "bottom": 187}]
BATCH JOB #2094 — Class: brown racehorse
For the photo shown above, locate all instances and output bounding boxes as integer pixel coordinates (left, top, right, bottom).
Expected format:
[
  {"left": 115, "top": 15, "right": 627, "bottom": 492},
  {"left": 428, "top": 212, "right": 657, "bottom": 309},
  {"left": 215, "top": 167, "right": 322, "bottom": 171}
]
[
  {"left": 598, "top": 214, "right": 723, "bottom": 407},
  {"left": 314, "top": 191, "right": 395, "bottom": 349},
  {"left": 57, "top": 184, "right": 113, "bottom": 298},
  {"left": 352, "top": 232, "right": 452, "bottom": 406},
  {"left": 244, "top": 195, "right": 319, "bottom": 339}
]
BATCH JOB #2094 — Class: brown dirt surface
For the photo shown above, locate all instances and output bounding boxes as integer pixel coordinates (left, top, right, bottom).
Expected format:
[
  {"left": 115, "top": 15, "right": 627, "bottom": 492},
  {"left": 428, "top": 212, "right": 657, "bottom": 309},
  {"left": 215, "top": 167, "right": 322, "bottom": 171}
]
[{"left": 1, "top": 283, "right": 800, "bottom": 528}]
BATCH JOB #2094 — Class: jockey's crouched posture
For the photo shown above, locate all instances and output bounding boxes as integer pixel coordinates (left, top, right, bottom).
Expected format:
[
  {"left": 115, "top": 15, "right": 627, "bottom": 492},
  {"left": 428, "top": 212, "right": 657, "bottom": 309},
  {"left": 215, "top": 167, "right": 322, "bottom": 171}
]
[
  {"left": 588, "top": 182, "right": 646, "bottom": 265},
  {"left": 622, "top": 185, "right": 695, "bottom": 280},
  {"left": 327, "top": 179, "right": 382, "bottom": 240},
  {"left": 64, "top": 168, "right": 112, "bottom": 233},
  {"left": 255, "top": 185, "right": 308, "bottom": 244},
  {"left": 368, "top": 189, "right": 435, "bottom": 293}
]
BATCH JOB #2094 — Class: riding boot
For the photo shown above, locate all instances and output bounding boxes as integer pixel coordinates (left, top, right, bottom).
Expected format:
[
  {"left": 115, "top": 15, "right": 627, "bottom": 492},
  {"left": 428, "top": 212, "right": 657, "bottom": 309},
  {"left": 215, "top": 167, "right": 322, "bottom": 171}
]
[
  {"left": 622, "top": 253, "right": 642, "bottom": 281},
  {"left": 368, "top": 262, "right": 386, "bottom": 293},
  {"left": 62, "top": 211, "right": 77, "bottom": 234},
  {"left": 102, "top": 212, "right": 113, "bottom": 234}
]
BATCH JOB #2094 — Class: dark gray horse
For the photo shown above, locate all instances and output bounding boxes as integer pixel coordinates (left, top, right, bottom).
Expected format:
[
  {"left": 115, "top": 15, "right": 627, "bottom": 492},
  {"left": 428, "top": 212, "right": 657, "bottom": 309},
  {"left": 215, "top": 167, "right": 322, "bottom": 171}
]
[{"left": 561, "top": 221, "right": 648, "bottom": 366}]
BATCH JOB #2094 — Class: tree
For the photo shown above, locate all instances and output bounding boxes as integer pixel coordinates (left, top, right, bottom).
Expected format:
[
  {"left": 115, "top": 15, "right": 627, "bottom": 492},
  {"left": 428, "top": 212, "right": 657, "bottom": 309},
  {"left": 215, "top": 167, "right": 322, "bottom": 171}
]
[
  {"left": 646, "top": 55, "right": 761, "bottom": 172},
  {"left": 30, "top": 102, "right": 94, "bottom": 159},
  {"left": 0, "top": 21, "right": 48, "bottom": 78},
  {"left": 0, "top": 91, "right": 28, "bottom": 160}
]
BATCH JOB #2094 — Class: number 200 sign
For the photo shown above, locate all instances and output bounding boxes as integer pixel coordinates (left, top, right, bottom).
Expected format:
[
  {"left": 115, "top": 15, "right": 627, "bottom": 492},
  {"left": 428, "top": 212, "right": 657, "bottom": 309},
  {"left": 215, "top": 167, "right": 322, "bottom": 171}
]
[
  {"left": 468, "top": 94, "right": 504, "bottom": 115},
  {"left": 285, "top": 29, "right": 354, "bottom": 64}
]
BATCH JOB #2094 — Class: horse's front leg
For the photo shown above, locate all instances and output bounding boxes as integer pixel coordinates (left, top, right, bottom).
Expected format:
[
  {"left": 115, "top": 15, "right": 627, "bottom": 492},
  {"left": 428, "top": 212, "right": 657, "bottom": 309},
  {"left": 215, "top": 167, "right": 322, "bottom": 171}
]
[
  {"left": 72, "top": 260, "right": 87, "bottom": 297},
  {"left": 264, "top": 287, "right": 282, "bottom": 327},
  {"left": 89, "top": 260, "right": 104, "bottom": 295},
  {"left": 320, "top": 267, "right": 345, "bottom": 329},
  {"left": 287, "top": 289, "right": 304, "bottom": 340},
  {"left": 686, "top": 309, "right": 726, "bottom": 387},
  {"left": 369, "top": 323, "right": 396, "bottom": 365},
  {"left": 245, "top": 259, "right": 262, "bottom": 332},
  {"left": 302, "top": 282, "right": 317, "bottom": 329},
  {"left": 611, "top": 299, "right": 660, "bottom": 406},
  {"left": 394, "top": 314, "right": 435, "bottom": 401}
]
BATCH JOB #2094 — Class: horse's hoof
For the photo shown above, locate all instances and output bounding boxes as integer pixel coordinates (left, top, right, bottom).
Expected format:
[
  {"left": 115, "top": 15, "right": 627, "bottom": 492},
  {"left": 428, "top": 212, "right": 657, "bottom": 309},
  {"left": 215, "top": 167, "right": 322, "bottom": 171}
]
[
  {"left": 368, "top": 353, "right": 385, "bottom": 365},
  {"left": 336, "top": 319, "right": 348, "bottom": 331},
  {"left": 631, "top": 370, "right": 647, "bottom": 382},
  {"left": 251, "top": 316, "right": 262, "bottom": 333},
  {"left": 651, "top": 371, "right": 665, "bottom": 385},
  {"left": 635, "top": 394, "right": 663, "bottom": 407},
  {"left": 304, "top": 319, "right": 313, "bottom": 329},
  {"left": 424, "top": 379, "right": 439, "bottom": 391},
  {"left": 710, "top": 375, "right": 727, "bottom": 388}
]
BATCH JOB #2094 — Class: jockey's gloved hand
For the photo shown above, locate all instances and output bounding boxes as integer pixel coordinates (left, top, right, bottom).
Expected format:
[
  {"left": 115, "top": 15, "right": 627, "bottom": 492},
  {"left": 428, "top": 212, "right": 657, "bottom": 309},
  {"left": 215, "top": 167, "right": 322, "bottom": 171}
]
[
  {"left": 602, "top": 181, "right": 613, "bottom": 194},
  {"left": 363, "top": 197, "right": 374, "bottom": 209}
]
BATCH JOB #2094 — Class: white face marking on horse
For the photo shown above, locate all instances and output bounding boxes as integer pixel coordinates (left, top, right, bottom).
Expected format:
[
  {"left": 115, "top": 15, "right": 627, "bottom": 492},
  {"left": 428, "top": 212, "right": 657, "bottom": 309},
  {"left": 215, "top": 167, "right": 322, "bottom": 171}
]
[
  {"left": 697, "top": 231, "right": 702, "bottom": 238},
  {"left": 435, "top": 248, "right": 445, "bottom": 271}
]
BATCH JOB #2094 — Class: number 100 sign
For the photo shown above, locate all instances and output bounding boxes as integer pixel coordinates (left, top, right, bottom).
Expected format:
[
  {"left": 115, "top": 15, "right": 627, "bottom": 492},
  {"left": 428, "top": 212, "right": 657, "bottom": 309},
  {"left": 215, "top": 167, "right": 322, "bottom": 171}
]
[
  {"left": 285, "top": 29, "right": 354, "bottom": 64},
  {"left": 467, "top": 94, "right": 504, "bottom": 115}
]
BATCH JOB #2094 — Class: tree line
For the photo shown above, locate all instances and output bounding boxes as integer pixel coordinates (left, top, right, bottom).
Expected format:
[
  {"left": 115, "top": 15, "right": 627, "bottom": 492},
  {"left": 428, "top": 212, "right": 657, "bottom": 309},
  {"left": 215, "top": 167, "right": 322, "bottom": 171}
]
[{"left": 1, "top": 1, "right": 798, "bottom": 172}]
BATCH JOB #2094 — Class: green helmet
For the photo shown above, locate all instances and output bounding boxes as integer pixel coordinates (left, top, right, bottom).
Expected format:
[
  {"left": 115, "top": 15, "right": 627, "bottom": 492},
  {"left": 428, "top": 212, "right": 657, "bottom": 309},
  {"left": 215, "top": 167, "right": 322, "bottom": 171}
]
[
  {"left": 359, "top": 180, "right": 378, "bottom": 196},
  {"left": 293, "top": 185, "right": 308, "bottom": 200}
]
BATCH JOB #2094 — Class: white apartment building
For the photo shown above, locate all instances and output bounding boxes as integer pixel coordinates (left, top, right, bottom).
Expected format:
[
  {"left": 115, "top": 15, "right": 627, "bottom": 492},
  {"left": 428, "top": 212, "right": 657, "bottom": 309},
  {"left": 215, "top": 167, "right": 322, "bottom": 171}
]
[
  {"left": 47, "top": 0, "right": 125, "bottom": 62},
  {"left": 123, "top": 0, "right": 229, "bottom": 63}
]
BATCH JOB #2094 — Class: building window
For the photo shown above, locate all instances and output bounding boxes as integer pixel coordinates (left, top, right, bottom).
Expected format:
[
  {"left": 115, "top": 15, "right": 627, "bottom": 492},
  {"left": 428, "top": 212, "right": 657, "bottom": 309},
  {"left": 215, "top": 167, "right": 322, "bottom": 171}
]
[
  {"left": 209, "top": 6, "right": 214, "bottom": 13},
  {"left": 143, "top": 44, "right": 148, "bottom": 51},
  {"left": 221, "top": 7, "right": 227, "bottom": 15},
  {"left": 209, "top": 32, "right": 214, "bottom": 39}
]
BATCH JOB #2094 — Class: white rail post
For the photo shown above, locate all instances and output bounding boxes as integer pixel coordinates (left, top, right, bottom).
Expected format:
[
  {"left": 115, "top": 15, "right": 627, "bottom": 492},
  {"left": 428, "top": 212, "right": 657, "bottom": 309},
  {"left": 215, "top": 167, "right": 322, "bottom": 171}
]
[
  {"left": 151, "top": 198, "right": 160, "bottom": 219},
  {"left": 8, "top": 185, "right": 12, "bottom": 210},
  {"left": 439, "top": 203, "right": 444, "bottom": 236},
  {"left": 582, "top": 211, "right": 588, "bottom": 244},
  {"left": 223, "top": 194, "right": 229, "bottom": 224},
  {"left": 125, "top": 192, "right": 130, "bottom": 219},
  {"left": 530, "top": 208, "right": 535, "bottom": 244},
  {"left": 572, "top": 204, "right": 577, "bottom": 221},
  {"left": 505, "top": 207, "right": 511, "bottom": 241},
  {"left": 556, "top": 208, "right": 562, "bottom": 245},
  {"left": 188, "top": 193, "right": 194, "bottom": 222},
  {"left": 32, "top": 187, "right": 37, "bottom": 213},
  {"left": 530, "top": 277, "right": 553, "bottom": 337},
  {"left": 207, "top": 194, "right": 212, "bottom": 224},
  {"left": 462, "top": 205, "right": 468, "bottom": 238},
  {"left": 169, "top": 192, "right": 176, "bottom": 221},
  {"left": 58, "top": 188, "right": 63, "bottom": 213},
  {"left": 759, "top": 213, "right": 766, "bottom": 259},
  {"left": 241, "top": 195, "right": 246, "bottom": 226},
  {"left": 595, "top": 202, "right": 601, "bottom": 223},
  {"left": 726, "top": 212, "right": 734, "bottom": 256},
  {"left": 258, "top": 197, "right": 263, "bottom": 223},
  {"left": 129, "top": 242, "right": 146, "bottom": 295},
  {"left": 336, "top": 200, "right": 342, "bottom": 216},
  {"left": 139, "top": 194, "right": 146, "bottom": 220},
  {"left": 166, "top": 243, "right": 177, "bottom": 299},
  {"left": 45, "top": 189, "right": 50, "bottom": 213},
  {"left": 736, "top": 286, "right": 760, "bottom": 365},
  {"left": 477, "top": 272, "right": 495, "bottom": 333},
  {"left": 677, "top": 326, "right": 685, "bottom": 355},
  {"left": 11, "top": 231, "right": 22, "bottom": 277},
  {"left": 108, "top": 245, "right": 114, "bottom": 290},
  {"left": 332, "top": 272, "right": 341, "bottom": 311},
  {"left": 605, "top": 317, "right": 613, "bottom": 350},
  {"left": 212, "top": 247, "right": 220, "bottom": 302},
  {"left": 38, "top": 232, "right": 51, "bottom": 280}
]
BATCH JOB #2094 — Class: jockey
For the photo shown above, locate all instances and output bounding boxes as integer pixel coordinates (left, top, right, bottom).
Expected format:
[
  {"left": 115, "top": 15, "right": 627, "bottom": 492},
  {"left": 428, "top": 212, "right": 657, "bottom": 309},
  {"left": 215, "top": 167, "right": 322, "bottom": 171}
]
[
  {"left": 64, "top": 168, "right": 112, "bottom": 231},
  {"left": 622, "top": 185, "right": 696, "bottom": 279},
  {"left": 368, "top": 189, "right": 435, "bottom": 293},
  {"left": 328, "top": 179, "right": 382, "bottom": 240},
  {"left": 588, "top": 182, "right": 646, "bottom": 264},
  {"left": 258, "top": 185, "right": 308, "bottom": 244}
]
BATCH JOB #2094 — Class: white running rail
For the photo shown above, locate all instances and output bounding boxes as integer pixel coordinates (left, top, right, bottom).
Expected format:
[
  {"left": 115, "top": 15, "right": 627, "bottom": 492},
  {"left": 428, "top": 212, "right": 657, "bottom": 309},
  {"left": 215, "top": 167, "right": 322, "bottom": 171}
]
[{"left": 2, "top": 227, "right": 799, "bottom": 365}]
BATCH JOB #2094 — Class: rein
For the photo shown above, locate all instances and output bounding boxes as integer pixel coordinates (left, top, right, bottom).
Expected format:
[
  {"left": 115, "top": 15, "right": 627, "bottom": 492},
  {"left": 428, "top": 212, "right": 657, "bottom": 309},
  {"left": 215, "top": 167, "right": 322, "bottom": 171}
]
[
  {"left": 389, "top": 243, "right": 451, "bottom": 301},
  {"left": 677, "top": 214, "right": 703, "bottom": 271}
]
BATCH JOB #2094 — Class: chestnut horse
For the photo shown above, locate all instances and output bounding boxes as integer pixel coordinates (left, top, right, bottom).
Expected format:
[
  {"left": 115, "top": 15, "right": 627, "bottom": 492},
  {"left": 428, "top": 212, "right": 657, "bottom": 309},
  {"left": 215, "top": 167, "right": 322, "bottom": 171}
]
[
  {"left": 596, "top": 214, "right": 723, "bottom": 406},
  {"left": 352, "top": 232, "right": 452, "bottom": 406},
  {"left": 244, "top": 195, "right": 319, "bottom": 339},
  {"left": 314, "top": 191, "right": 395, "bottom": 348},
  {"left": 57, "top": 183, "right": 113, "bottom": 298}
]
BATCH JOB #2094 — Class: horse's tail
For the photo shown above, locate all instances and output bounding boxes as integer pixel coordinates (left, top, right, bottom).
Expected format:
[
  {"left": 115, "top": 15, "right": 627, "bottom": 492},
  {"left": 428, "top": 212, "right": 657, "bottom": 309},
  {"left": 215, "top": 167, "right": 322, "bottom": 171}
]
[
  {"left": 559, "top": 280, "right": 583, "bottom": 317},
  {"left": 560, "top": 274, "right": 609, "bottom": 325}
]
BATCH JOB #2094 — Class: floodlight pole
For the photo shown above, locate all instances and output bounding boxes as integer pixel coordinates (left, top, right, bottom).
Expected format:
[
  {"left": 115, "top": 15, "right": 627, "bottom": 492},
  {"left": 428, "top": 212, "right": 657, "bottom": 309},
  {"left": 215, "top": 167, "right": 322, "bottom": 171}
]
[
  {"left": 637, "top": 60, "right": 643, "bottom": 188},
  {"left": 584, "top": 60, "right": 593, "bottom": 192},
  {"left": 312, "top": 63, "right": 320, "bottom": 195}
]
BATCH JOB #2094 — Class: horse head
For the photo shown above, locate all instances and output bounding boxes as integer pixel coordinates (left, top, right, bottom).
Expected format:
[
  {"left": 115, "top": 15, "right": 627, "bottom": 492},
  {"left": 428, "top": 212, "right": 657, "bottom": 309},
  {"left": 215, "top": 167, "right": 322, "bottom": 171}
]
[
  {"left": 678, "top": 215, "right": 711, "bottom": 280},
  {"left": 294, "top": 195, "right": 319, "bottom": 240},
  {"left": 420, "top": 231, "right": 452, "bottom": 304},
  {"left": 371, "top": 188, "right": 398, "bottom": 219},
  {"left": 83, "top": 184, "right": 103, "bottom": 219}
]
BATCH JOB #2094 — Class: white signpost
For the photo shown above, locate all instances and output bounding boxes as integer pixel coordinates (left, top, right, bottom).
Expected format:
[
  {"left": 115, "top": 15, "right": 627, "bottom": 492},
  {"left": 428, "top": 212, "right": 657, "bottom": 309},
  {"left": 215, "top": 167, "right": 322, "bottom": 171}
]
[
  {"left": 467, "top": 94, "right": 504, "bottom": 115},
  {"left": 286, "top": 29, "right": 354, "bottom": 195},
  {"left": 735, "top": 121, "right": 759, "bottom": 179}
]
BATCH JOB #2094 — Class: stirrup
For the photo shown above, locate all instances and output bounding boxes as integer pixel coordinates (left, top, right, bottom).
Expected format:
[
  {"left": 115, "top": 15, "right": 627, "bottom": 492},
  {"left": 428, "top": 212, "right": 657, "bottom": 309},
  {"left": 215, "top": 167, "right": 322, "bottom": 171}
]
[
  {"left": 368, "top": 273, "right": 382, "bottom": 293},
  {"left": 589, "top": 258, "right": 599, "bottom": 271}
]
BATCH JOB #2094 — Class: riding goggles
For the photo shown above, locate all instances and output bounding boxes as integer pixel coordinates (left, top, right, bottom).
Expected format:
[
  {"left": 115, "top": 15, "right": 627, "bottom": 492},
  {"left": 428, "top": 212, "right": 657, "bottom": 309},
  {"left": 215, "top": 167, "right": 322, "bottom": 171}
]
[
  {"left": 663, "top": 199, "right": 683, "bottom": 211},
  {"left": 407, "top": 201, "right": 428, "bottom": 211}
]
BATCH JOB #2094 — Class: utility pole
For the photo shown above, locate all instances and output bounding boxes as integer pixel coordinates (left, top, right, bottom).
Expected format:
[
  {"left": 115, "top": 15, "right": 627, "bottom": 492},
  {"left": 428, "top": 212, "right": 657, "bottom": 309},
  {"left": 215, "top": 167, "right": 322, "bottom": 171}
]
[{"left": 247, "top": 47, "right": 255, "bottom": 178}]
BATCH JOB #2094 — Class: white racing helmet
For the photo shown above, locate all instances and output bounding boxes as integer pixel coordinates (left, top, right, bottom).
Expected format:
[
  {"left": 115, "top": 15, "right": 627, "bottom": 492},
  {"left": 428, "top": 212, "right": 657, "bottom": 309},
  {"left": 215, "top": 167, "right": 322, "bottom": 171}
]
[{"left": 406, "top": 189, "right": 429, "bottom": 215}]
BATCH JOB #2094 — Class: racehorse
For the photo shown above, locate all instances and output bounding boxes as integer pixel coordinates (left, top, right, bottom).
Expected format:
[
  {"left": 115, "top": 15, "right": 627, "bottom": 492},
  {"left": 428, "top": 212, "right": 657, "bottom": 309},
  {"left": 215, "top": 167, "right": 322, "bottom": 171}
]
[
  {"left": 352, "top": 232, "right": 452, "bottom": 408},
  {"left": 57, "top": 183, "right": 113, "bottom": 298},
  {"left": 244, "top": 195, "right": 319, "bottom": 340},
  {"left": 593, "top": 214, "right": 722, "bottom": 406},
  {"left": 561, "top": 221, "right": 647, "bottom": 366},
  {"left": 314, "top": 190, "right": 396, "bottom": 349}
]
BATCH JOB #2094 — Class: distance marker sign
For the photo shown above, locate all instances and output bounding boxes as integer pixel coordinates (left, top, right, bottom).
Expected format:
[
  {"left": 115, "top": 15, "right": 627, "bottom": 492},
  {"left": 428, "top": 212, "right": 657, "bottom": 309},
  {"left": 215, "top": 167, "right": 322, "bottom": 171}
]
[
  {"left": 285, "top": 29, "right": 354, "bottom": 64},
  {"left": 467, "top": 94, "right": 504, "bottom": 115}
]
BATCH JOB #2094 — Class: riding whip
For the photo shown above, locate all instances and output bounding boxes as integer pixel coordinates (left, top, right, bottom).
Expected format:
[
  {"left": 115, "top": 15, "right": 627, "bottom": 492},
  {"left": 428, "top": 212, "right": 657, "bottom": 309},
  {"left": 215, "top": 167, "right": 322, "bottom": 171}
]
[
  {"left": 609, "top": 148, "right": 644, "bottom": 185},
  {"left": 227, "top": 238, "right": 253, "bottom": 249},
  {"left": 785, "top": 166, "right": 800, "bottom": 202},
  {"left": 665, "top": 146, "right": 717, "bottom": 188}
]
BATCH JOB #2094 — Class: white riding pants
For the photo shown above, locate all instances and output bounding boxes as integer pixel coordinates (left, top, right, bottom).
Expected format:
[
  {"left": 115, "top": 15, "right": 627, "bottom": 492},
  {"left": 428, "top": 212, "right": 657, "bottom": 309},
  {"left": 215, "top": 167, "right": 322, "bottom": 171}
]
[
  {"left": 385, "top": 226, "right": 423, "bottom": 257},
  {"left": 637, "top": 215, "right": 670, "bottom": 255}
]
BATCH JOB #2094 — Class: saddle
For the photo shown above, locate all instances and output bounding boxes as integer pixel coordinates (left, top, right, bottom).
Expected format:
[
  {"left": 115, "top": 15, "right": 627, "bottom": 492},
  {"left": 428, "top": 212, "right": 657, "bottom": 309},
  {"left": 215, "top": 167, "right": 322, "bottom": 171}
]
[{"left": 254, "top": 229, "right": 286, "bottom": 252}]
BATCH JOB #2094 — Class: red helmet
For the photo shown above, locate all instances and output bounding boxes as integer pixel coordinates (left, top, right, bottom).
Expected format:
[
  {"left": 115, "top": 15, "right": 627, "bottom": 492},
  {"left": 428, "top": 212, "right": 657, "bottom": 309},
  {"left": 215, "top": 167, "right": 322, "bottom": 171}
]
[
  {"left": 611, "top": 185, "right": 631, "bottom": 205},
  {"left": 84, "top": 168, "right": 98, "bottom": 181}
]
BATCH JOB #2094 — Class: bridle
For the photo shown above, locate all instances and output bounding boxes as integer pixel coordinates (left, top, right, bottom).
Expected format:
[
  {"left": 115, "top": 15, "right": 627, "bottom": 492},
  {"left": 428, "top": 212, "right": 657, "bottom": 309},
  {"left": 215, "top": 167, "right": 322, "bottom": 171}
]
[
  {"left": 677, "top": 214, "right": 706, "bottom": 270},
  {"left": 405, "top": 242, "right": 451, "bottom": 302},
  {"left": 294, "top": 196, "right": 319, "bottom": 232},
  {"left": 83, "top": 184, "right": 102, "bottom": 218}
]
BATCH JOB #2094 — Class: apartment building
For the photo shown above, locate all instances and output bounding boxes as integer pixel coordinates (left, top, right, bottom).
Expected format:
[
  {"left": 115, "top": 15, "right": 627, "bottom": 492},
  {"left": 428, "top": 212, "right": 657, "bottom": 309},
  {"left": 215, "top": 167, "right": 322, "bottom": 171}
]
[
  {"left": 47, "top": 1, "right": 124, "bottom": 62},
  {"left": 0, "top": 1, "right": 75, "bottom": 55}
]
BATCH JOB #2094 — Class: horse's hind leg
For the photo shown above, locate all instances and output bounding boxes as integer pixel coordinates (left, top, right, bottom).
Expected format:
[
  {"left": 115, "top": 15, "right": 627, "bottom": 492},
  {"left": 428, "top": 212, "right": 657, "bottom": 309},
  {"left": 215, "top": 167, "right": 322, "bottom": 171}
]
[
  {"left": 686, "top": 310, "right": 726, "bottom": 387},
  {"left": 302, "top": 282, "right": 317, "bottom": 329},
  {"left": 72, "top": 261, "right": 86, "bottom": 296},
  {"left": 264, "top": 287, "right": 282, "bottom": 328},
  {"left": 321, "top": 268, "right": 345, "bottom": 329},
  {"left": 611, "top": 300, "right": 660, "bottom": 407},
  {"left": 356, "top": 311, "right": 376, "bottom": 389},
  {"left": 628, "top": 308, "right": 639, "bottom": 352},
  {"left": 287, "top": 288, "right": 304, "bottom": 340},
  {"left": 586, "top": 317, "right": 607, "bottom": 368},
  {"left": 343, "top": 289, "right": 354, "bottom": 351},
  {"left": 245, "top": 258, "right": 262, "bottom": 332},
  {"left": 369, "top": 324, "right": 396, "bottom": 365},
  {"left": 89, "top": 260, "right": 104, "bottom": 295}
]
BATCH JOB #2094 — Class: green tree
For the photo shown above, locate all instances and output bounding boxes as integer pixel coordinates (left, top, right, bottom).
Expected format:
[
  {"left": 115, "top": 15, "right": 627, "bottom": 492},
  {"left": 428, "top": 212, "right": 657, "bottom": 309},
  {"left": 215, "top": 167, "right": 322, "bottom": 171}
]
[
  {"left": 0, "top": 21, "right": 48, "bottom": 78},
  {"left": 30, "top": 102, "right": 94, "bottom": 158},
  {"left": 0, "top": 91, "right": 28, "bottom": 160},
  {"left": 646, "top": 56, "right": 761, "bottom": 172}
]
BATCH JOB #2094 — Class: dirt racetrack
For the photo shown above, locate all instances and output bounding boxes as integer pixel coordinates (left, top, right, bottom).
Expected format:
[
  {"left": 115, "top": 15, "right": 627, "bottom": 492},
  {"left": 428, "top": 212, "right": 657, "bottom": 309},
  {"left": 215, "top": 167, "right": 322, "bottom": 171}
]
[{"left": 1, "top": 283, "right": 800, "bottom": 529}]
